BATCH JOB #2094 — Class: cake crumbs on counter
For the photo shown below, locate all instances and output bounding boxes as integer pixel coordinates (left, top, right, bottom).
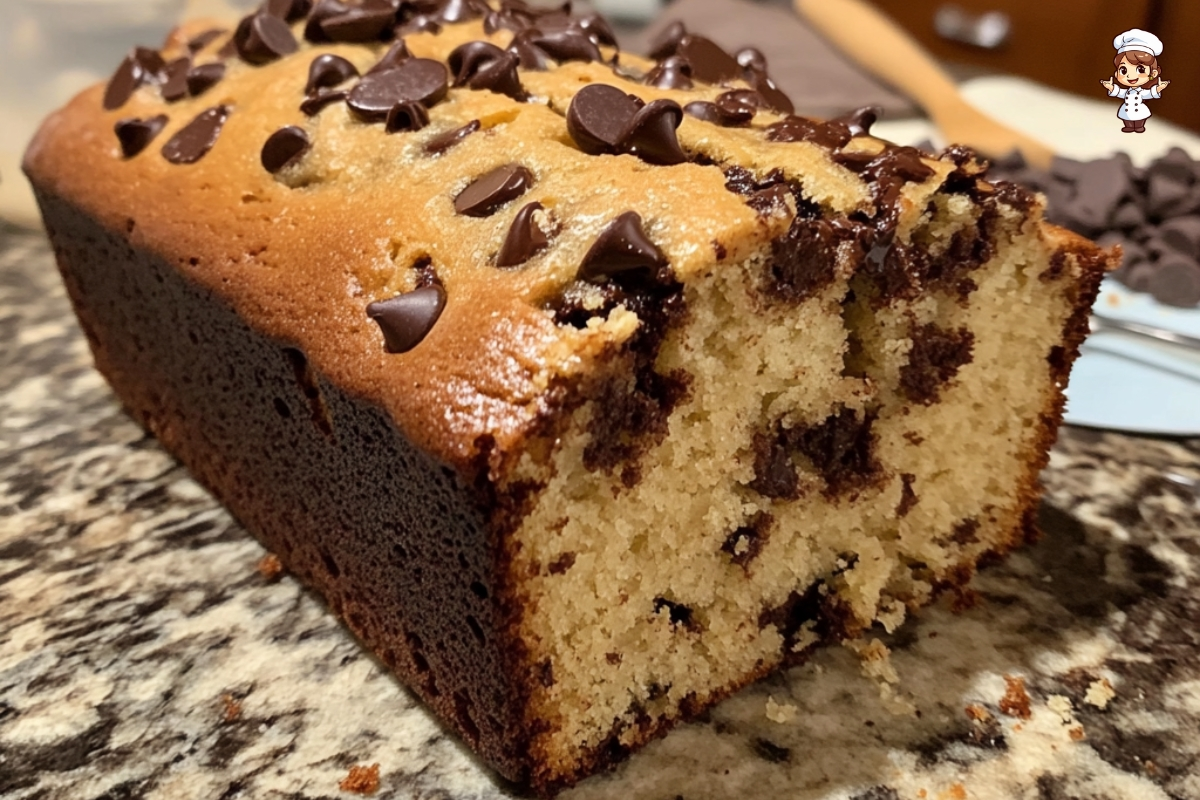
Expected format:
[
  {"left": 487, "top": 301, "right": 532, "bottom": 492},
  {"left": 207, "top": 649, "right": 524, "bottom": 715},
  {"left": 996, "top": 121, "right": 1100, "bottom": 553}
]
[
  {"left": 1047, "top": 694, "right": 1074, "bottom": 724},
  {"left": 1084, "top": 677, "right": 1116, "bottom": 709},
  {"left": 964, "top": 704, "right": 992, "bottom": 722},
  {"left": 999, "top": 675, "right": 1032, "bottom": 719},
  {"left": 220, "top": 694, "right": 242, "bottom": 722},
  {"left": 257, "top": 552, "right": 284, "bottom": 581},
  {"left": 339, "top": 763, "right": 381, "bottom": 795},
  {"left": 765, "top": 696, "right": 798, "bottom": 723}
]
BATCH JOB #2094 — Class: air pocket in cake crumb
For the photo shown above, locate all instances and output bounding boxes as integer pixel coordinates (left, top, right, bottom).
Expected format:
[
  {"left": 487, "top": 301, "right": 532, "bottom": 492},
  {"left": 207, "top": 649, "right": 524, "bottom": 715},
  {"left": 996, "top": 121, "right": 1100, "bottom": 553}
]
[
  {"left": 652, "top": 596, "right": 700, "bottom": 632},
  {"left": 282, "top": 347, "right": 334, "bottom": 436},
  {"left": 721, "top": 512, "right": 772, "bottom": 570}
]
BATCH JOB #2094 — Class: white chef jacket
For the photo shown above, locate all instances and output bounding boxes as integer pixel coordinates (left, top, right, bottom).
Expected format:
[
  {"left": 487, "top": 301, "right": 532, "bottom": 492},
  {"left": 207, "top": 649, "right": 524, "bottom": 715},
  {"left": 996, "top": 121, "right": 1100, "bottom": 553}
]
[{"left": 1108, "top": 83, "right": 1162, "bottom": 121}]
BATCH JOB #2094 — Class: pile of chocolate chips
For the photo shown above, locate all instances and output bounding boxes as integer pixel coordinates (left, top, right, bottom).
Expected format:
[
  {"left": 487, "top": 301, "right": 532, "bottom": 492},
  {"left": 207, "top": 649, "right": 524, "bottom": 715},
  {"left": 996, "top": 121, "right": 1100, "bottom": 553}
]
[{"left": 987, "top": 146, "right": 1200, "bottom": 308}]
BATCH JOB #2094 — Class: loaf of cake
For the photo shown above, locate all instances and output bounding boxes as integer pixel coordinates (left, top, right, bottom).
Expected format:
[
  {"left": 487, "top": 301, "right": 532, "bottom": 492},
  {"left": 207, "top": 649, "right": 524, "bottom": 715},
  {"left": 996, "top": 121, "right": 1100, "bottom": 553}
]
[{"left": 22, "top": 1, "right": 1112, "bottom": 793}]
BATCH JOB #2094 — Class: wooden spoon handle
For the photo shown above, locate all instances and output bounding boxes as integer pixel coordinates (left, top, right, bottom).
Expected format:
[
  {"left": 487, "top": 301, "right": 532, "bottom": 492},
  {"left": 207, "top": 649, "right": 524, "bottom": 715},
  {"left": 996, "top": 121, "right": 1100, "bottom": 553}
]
[{"left": 793, "top": 0, "right": 960, "bottom": 119}]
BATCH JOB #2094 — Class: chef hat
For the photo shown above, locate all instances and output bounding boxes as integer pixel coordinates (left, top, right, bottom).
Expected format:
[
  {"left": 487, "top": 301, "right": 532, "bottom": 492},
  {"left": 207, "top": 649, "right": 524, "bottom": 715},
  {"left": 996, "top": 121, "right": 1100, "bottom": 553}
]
[{"left": 1114, "top": 29, "right": 1163, "bottom": 57}]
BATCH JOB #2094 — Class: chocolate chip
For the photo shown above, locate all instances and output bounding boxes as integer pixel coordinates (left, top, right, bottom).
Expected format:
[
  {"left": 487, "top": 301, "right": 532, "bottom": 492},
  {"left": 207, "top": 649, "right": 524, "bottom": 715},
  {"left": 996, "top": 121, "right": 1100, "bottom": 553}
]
[
  {"left": 1149, "top": 255, "right": 1200, "bottom": 307},
  {"left": 748, "top": 184, "right": 792, "bottom": 215},
  {"left": 647, "top": 20, "right": 685, "bottom": 61},
  {"left": 1120, "top": 260, "right": 1159, "bottom": 293},
  {"left": 747, "top": 73, "right": 794, "bottom": 115},
  {"left": 1158, "top": 216, "right": 1200, "bottom": 258},
  {"left": 306, "top": 53, "right": 360, "bottom": 94},
  {"left": 529, "top": 29, "right": 602, "bottom": 63},
  {"left": 497, "top": 202, "right": 549, "bottom": 267},
  {"left": 723, "top": 165, "right": 784, "bottom": 197},
  {"left": 346, "top": 58, "right": 448, "bottom": 121},
  {"left": 385, "top": 101, "right": 430, "bottom": 132},
  {"left": 160, "top": 56, "right": 192, "bottom": 102},
  {"left": 161, "top": 105, "right": 231, "bottom": 164},
  {"left": 186, "top": 62, "right": 226, "bottom": 96},
  {"left": 187, "top": 28, "right": 227, "bottom": 52},
  {"left": 437, "top": 0, "right": 486, "bottom": 23},
  {"left": 103, "top": 48, "right": 165, "bottom": 111},
  {"left": 1067, "top": 157, "right": 1129, "bottom": 230},
  {"left": 867, "top": 148, "right": 935, "bottom": 184},
  {"left": 368, "top": 41, "right": 411, "bottom": 74},
  {"left": 300, "top": 88, "right": 348, "bottom": 115},
  {"left": 134, "top": 47, "right": 166, "bottom": 75},
  {"left": 424, "top": 119, "right": 480, "bottom": 155},
  {"left": 264, "top": 0, "right": 312, "bottom": 21},
  {"left": 766, "top": 213, "right": 866, "bottom": 301},
  {"left": 683, "top": 101, "right": 720, "bottom": 124},
  {"left": 735, "top": 46, "right": 767, "bottom": 75},
  {"left": 1146, "top": 146, "right": 1196, "bottom": 184},
  {"left": 454, "top": 164, "right": 534, "bottom": 217},
  {"left": 235, "top": 13, "right": 298, "bottom": 65},
  {"left": 367, "top": 285, "right": 446, "bottom": 353},
  {"left": 448, "top": 41, "right": 526, "bottom": 100},
  {"left": 767, "top": 116, "right": 852, "bottom": 149},
  {"left": 320, "top": 2, "right": 397, "bottom": 43},
  {"left": 484, "top": 8, "right": 525, "bottom": 34},
  {"left": 566, "top": 83, "right": 641, "bottom": 155},
  {"left": 675, "top": 35, "right": 741, "bottom": 85},
  {"left": 1147, "top": 171, "right": 1190, "bottom": 219},
  {"left": 831, "top": 106, "right": 880, "bottom": 137},
  {"left": 575, "top": 14, "right": 617, "bottom": 47},
  {"left": 1050, "top": 155, "right": 1086, "bottom": 181},
  {"left": 644, "top": 55, "right": 692, "bottom": 90},
  {"left": 831, "top": 149, "right": 875, "bottom": 171},
  {"left": 900, "top": 323, "right": 974, "bottom": 405},
  {"left": 261, "top": 125, "right": 310, "bottom": 172},
  {"left": 304, "top": 0, "right": 351, "bottom": 42},
  {"left": 621, "top": 99, "right": 687, "bottom": 166},
  {"left": 684, "top": 100, "right": 744, "bottom": 127},
  {"left": 395, "top": 14, "right": 441, "bottom": 36},
  {"left": 114, "top": 114, "right": 168, "bottom": 157},
  {"left": 507, "top": 31, "right": 551, "bottom": 70},
  {"left": 713, "top": 89, "right": 761, "bottom": 123},
  {"left": 579, "top": 211, "right": 667, "bottom": 282}
]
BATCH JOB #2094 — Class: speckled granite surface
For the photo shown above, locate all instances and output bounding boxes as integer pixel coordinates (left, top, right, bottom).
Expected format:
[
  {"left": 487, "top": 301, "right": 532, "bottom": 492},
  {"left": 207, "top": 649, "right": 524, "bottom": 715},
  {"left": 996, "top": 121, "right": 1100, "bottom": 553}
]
[{"left": 2, "top": 222, "right": 1198, "bottom": 800}]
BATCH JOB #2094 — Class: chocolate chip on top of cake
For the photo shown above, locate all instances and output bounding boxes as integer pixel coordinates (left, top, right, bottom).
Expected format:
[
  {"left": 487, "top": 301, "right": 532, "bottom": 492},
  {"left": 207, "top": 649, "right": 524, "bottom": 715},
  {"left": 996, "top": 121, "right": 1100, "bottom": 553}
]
[{"left": 23, "top": 2, "right": 1112, "bottom": 795}]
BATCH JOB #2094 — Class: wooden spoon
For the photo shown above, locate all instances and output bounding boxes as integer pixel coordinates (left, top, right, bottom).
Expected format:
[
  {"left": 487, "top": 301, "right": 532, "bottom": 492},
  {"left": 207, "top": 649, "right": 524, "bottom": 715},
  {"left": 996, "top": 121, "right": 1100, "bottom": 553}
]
[{"left": 794, "top": 0, "right": 1055, "bottom": 169}]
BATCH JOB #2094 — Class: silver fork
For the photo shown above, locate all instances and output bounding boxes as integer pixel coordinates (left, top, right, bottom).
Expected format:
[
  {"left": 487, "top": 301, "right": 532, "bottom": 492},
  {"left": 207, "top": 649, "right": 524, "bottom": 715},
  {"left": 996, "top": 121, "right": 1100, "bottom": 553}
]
[{"left": 1090, "top": 312, "right": 1200, "bottom": 352}]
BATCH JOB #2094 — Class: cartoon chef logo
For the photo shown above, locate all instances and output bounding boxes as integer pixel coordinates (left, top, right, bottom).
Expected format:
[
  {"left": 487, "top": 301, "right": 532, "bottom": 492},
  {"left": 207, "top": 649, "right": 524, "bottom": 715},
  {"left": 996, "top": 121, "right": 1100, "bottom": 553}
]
[{"left": 1100, "top": 29, "right": 1170, "bottom": 133}]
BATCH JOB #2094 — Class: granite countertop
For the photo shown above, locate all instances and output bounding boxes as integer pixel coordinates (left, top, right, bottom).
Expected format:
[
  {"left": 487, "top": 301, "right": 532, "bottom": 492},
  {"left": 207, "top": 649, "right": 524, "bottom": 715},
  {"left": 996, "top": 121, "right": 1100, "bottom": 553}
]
[{"left": 2, "top": 222, "right": 1199, "bottom": 800}]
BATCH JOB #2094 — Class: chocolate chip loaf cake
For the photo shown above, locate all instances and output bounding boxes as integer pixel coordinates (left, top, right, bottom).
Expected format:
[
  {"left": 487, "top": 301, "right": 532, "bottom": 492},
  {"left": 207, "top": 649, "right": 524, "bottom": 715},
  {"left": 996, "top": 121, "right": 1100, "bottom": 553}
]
[{"left": 22, "top": 1, "right": 1112, "bottom": 794}]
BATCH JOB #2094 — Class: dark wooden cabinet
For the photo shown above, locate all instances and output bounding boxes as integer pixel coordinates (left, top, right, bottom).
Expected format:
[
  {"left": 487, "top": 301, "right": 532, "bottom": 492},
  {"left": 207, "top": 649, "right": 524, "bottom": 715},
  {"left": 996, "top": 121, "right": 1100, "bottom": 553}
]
[{"left": 869, "top": 0, "right": 1199, "bottom": 132}]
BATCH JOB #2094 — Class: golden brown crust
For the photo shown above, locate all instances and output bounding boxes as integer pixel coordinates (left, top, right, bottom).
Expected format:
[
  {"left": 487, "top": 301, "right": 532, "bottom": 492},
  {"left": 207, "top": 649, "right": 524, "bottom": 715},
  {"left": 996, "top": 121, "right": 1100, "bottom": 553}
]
[
  {"left": 22, "top": 12, "right": 952, "bottom": 478},
  {"left": 1009, "top": 227, "right": 1113, "bottom": 553}
]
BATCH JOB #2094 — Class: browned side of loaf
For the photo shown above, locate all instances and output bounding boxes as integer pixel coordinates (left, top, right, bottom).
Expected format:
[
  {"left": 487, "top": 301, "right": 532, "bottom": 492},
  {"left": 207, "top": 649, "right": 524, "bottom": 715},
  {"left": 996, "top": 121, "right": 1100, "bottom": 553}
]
[{"left": 33, "top": 189, "right": 539, "bottom": 785}]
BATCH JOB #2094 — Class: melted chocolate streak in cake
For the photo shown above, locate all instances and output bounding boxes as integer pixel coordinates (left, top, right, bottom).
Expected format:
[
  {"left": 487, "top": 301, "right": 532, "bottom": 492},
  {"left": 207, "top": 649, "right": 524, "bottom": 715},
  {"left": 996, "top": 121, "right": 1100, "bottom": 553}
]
[{"left": 749, "top": 406, "right": 883, "bottom": 501}]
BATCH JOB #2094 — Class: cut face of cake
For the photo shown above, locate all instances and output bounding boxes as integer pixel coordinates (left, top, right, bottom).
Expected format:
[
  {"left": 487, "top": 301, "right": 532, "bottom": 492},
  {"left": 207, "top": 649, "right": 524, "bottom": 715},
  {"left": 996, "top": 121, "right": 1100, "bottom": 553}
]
[{"left": 22, "top": 3, "right": 1111, "bottom": 795}]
